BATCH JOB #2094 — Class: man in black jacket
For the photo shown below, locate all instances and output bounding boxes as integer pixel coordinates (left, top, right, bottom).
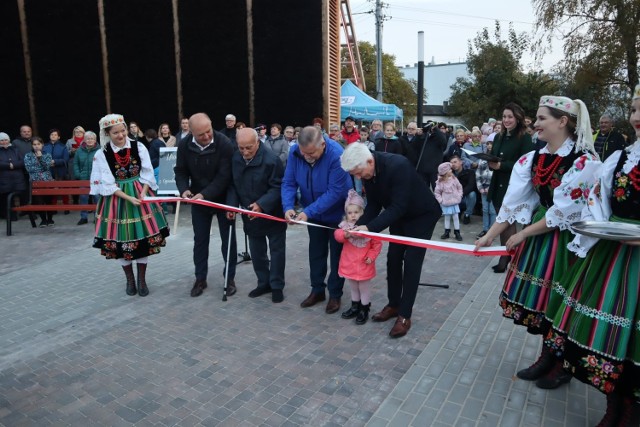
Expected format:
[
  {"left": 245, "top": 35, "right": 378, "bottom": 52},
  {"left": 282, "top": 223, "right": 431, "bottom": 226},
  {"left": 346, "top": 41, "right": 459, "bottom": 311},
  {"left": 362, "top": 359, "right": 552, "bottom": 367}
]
[
  {"left": 403, "top": 122, "right": 447, "bottom": 190},
  {"left": 341, "top": 143, "right": 441, "bottom": 338},
  {"left": 226, "top": 128, "right": 287, "bottom": 303},
  {"left": 174, "top": 113, "right": 237, "bottom": 297}
]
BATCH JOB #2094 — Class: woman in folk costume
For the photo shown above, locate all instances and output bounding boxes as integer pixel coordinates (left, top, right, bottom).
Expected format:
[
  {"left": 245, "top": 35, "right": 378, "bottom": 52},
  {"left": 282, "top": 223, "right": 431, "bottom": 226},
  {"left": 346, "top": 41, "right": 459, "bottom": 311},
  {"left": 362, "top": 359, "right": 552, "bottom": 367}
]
[
  {"left": 475, "top": 96, "right": 600, "bottom": 388},
  {"left": 91, "top": 114, "right": 169, "bottom": 297},
  {"left": 545, "top": 87, "right": 640, "bottom": 427}
]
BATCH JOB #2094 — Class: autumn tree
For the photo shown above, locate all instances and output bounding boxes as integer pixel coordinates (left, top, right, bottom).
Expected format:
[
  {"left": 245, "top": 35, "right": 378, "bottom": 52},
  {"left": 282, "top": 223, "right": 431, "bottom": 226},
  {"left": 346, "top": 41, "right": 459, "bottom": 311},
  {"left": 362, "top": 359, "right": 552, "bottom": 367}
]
[
  {"left": 533, "top": 0, "right": 640, "bottom": 93},
  {"left": 448, "top": 22, "right": 558, "bottom": 126},
  {"left": 341, "top": 41, "right": 418, "bottom": 117}
]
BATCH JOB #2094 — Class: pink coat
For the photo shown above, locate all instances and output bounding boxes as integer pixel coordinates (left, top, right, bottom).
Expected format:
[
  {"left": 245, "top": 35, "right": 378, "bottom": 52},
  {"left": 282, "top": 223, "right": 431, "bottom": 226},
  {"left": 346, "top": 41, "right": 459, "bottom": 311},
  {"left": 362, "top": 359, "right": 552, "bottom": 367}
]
[
  {"left": 334, "top": 228, "right": 383, "bottom": 281},
  {"left": 434, "top": 176, "right": 463, "bottom": 206}
]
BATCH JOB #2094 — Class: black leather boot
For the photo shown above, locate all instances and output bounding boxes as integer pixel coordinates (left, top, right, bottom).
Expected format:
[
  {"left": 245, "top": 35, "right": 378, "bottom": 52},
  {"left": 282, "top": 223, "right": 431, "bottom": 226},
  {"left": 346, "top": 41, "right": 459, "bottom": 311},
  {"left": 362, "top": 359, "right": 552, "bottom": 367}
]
[
  {"left": 454, "top": 230, "right": 463, "bottom": 241},
  {"left": 136, "top": 263, "right": 149, "bottom": 297},
  {"left": 123, "top": 264, "right": 136, "bottom": 296},
  {"left": 516, "top": 344, "right": 554, "bottom": 380},
  {"left": 440, "top": 229, "right": 450, "bottom": 239},
  {"left": 341, "top": 301, "right": 360, "bottom": 319},
  {"left": 618, "top": 395, "right": 640, "bottom": 427},
  {"left": 594, "top": 392, "right": 622, "bottom": 427},
  {"left": 535, "top": 360, "right": 571, "bottom": 389},
  {"left": 355, "top": 303, "right": 371, "bottom": 325}
]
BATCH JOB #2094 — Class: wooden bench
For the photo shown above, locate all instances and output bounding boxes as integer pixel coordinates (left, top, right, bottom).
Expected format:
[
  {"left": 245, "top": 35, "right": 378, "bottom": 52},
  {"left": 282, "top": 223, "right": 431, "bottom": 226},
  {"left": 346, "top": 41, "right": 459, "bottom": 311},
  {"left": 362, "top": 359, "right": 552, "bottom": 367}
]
[{"left": 6, "top": 180, "right": 96, "bottom": 236}]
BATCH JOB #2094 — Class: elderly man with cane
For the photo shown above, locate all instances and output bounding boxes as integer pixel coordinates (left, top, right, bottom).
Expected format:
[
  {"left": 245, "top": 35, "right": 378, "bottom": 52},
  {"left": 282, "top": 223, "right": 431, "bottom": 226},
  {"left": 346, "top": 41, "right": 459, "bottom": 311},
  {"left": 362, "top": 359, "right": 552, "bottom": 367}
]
[
  {"left": 226, "top": 128, "right": 287, "bottom": 303},
  {"left": 340, "top": 143, "right": 441, "bottom": 338}
]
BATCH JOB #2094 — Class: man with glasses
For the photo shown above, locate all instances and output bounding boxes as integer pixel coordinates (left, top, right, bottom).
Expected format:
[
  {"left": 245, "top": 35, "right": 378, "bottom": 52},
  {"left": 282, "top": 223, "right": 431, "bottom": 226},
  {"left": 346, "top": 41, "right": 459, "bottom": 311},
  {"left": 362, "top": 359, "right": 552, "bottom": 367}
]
[
  {"left": 281, "top": 126, "right": 352, "bottom": 314},
  {"left": 220, "top": 113, "right": 237, "bottom": 142}
]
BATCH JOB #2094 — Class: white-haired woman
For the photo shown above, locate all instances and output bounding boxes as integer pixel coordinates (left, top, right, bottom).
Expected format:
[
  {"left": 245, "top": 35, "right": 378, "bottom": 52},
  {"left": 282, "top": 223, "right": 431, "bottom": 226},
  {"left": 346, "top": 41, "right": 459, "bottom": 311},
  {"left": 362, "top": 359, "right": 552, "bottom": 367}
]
[
  {"left": 91, "top": 114, "right": 169, "bottom": 297},
  {"left": 73, "top": 131, "right": 100, "bottom": 225}
]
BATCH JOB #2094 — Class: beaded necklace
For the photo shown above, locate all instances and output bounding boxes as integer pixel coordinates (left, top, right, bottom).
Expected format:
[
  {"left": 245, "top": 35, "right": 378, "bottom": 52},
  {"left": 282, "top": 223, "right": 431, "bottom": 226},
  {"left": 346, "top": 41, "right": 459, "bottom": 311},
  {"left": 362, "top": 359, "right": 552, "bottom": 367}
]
[
  {"left": 532, "top": 153, "right": 563, "bottom": 187},
  {"left": 114, "top": 148, "right": 131, "bottom": 168}
]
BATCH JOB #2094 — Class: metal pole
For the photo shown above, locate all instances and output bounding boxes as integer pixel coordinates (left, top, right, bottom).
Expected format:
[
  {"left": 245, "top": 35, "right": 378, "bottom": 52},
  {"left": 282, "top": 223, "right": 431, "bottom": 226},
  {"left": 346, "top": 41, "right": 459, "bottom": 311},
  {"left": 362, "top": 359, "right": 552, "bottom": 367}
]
[
  {"left": 375, "top": 0, "right": 383, "bottom": 101},
  {"left": 417, "top": 31, "right": 424, "bottom": 127}
]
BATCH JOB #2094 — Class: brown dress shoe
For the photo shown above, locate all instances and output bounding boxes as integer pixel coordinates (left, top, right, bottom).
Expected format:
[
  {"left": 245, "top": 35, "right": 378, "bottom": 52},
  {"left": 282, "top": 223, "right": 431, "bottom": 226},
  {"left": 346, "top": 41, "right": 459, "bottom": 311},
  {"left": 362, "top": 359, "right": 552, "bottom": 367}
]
[
  {"left": 325, "top": 298, "right": 341, "bottom": 314},
  {"left": 300, "top": 292, "right": 326, "bottom": 308},
  {"left": 371, "top": 305, "right": 399, "bottom": 322},
  {"left": 190, "top": 279, "right": 207, "bottom": 297},
  {"left": 389, "top": 316, "right": 411, "bottom": 338},
  {"left": 226, "top": 279, "right": 236, "bottom": 296}
]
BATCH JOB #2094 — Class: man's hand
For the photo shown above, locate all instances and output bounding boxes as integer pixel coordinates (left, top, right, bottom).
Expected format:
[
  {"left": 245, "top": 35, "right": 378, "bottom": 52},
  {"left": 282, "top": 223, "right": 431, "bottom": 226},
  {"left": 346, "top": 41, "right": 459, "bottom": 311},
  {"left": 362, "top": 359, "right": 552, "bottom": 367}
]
[
  {"left": 488, "top": 161, "right": 501, "bottom": 170},
  {"left": 191, "top": 193, "right": 204, "bottom": 200},
  {"left": 181, "top": 190, "right": 193, "bottom": 198},
  {"left": 296, "top": 212, "right": 308, "bottom": 223},
  {"left": 285, "top": 209, "right": 297, "bottom": 224},
  {"left": 247, "top": 202, "right": 262, "bottom": 221}
]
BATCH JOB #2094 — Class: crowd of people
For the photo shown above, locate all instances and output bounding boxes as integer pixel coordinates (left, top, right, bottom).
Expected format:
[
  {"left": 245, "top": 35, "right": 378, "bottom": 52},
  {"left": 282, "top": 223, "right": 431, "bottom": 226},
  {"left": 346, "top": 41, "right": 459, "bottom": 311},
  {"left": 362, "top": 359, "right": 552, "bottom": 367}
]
[{"left": 2, "top": 88, "right": 639, "bottom": 425}]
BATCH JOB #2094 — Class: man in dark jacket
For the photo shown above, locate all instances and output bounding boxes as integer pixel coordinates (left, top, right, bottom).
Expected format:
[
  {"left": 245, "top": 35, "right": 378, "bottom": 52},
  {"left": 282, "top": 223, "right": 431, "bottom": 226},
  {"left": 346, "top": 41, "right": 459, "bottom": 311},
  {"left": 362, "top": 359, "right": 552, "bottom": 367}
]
[
  {"left": 220, "top": 113, "right": 237, "bottom": 142},
  {"left": 282, "top": 126, "right": 352, "bottom": 314},
  {"left": 403, "top": 122, "right": 446, "bottom": 190},
  {"left": 341, "top": 143, "right": 441, "bottom": 338},
  {"left": 593, "top": 114, "right": 627, "bottom": 161},
  {"left": 227, "top": 128, "right": 287, "bottom": 303},
  {"left": 451, "top": 154, "right": 477, "bottom": 224},
  {"left": 174, "top": 113, "right": 237, "bottom": 297}
]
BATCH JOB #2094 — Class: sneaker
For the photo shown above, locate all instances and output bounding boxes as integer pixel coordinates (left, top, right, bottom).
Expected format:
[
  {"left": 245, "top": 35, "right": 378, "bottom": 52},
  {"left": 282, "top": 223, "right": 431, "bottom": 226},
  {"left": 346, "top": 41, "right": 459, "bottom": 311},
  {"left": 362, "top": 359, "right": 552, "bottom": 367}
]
[
  {"left": 47, "top": 220, "right": 55, "bottom": 227},
  {"left": 463, "top": 215, "right": 471, "bottom": 224},
  {"left": 477, "top": 230, "right": 487, "bottom": 238},
  {"left": 39, "top": 220, "right": 47, "bottom": 228}
]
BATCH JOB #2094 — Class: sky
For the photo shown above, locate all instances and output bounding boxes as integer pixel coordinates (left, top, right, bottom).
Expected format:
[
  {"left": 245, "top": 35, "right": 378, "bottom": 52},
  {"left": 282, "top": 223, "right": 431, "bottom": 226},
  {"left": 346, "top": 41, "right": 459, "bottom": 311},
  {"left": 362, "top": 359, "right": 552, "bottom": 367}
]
[{"left": 346, "top": 0, "right": 566, "bottom": 72}]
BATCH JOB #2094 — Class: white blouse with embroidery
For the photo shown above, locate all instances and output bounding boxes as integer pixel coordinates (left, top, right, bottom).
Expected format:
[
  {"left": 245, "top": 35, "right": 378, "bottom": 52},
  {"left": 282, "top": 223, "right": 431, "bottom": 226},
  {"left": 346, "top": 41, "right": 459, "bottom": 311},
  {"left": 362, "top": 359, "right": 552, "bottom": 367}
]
[
  {"left": 90, "top": 139, "right": 157, "bottom": 196},
  {"left": 567, "top": 140, "right": 640, "bottom": 257},
  {"left": 496, "top": 138, "right": 600, "bottom": 234}
]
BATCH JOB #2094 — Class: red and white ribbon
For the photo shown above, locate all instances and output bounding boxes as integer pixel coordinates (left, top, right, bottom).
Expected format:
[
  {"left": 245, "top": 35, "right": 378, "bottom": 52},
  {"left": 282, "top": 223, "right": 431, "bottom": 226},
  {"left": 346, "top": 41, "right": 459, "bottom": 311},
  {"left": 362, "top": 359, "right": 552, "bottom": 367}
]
[{"left": 143, "top": 196, "right": 509, "bottom": 256}]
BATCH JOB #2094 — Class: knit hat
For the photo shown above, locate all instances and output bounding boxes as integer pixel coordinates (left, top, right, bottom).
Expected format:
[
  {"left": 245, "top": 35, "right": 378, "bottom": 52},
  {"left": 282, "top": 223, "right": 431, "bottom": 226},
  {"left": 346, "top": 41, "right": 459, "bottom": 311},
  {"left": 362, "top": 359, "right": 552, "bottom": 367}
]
[
  {"left": 438, "top": 162, "right": 452, "bottom": 176},
  {"left": 344, "top": 189, "right": 365, "bottom": 211},
  {"left": 634, "top": 84, "right": 640, "bottom": 100},
  {"left": 99, "top": 114, "right": 126, "bottom": 146},
  {"left": 539, "top": 95, "right": 594, "bottom": 154},
  {"left": 0, "top": 132, "right": 9, "bottom": 141}
]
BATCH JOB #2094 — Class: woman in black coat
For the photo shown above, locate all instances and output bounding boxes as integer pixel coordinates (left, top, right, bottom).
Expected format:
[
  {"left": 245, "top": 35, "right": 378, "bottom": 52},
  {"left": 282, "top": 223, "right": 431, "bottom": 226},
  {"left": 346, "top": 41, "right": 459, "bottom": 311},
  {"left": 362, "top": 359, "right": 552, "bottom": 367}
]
[{"left": 0, "top": 132, "right": 27, "bottom": 220}]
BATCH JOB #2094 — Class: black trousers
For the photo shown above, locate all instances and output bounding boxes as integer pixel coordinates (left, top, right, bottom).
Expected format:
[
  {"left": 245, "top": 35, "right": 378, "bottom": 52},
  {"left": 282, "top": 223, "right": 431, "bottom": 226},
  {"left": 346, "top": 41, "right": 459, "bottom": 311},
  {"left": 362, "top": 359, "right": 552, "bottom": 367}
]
[{"left": 191, "top": 203, "right": 237, "bottom": 281}]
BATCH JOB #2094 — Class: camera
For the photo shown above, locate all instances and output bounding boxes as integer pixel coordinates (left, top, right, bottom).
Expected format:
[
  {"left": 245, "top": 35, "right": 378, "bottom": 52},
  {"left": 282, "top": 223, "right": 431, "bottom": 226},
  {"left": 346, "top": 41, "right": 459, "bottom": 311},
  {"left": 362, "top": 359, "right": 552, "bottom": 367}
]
[{"left": 422, "top": 121, "right": 436, "bottom": 133}]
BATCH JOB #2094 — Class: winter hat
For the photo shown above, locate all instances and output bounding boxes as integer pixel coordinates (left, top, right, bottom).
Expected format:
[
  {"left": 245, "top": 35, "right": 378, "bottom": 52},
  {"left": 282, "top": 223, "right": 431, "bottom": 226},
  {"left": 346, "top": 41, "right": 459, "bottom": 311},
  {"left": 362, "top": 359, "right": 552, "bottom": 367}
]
[
  {"left": 438, "top": 162, "right": 452, "bottom": 176},
  {"left": 0, "top": 132, "right": 10, "bottom": 141},
  {"left": 99, "top": 114, "right": 126, "bottom": 146},
  {"left": 344, "top": 189, "right": 365, "bottom": 211},
  {"left": 538, "top": 96, "right": 594, "bottom": 154}
]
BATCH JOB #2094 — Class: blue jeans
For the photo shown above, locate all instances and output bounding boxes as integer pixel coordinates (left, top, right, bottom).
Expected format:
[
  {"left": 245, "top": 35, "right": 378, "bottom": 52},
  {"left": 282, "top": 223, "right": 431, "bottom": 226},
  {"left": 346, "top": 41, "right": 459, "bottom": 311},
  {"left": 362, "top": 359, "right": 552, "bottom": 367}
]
[
  {"left": 307, "top": 222, "right": 344, "bottom": 298},
  {"left": 481, "top": 193, "right": 496, "bottom": 232},
  {"left": 462, "top": 191, "right": 477, "bottom": 217},
  {"left": 191, "top": 203, "right": 237, "bottom": 281},
  {"left": 79, "top": 194, "right": 99, "bottom": 220},
  {"left": 248, "top": 230, "right": 286, "bottom": 290}
]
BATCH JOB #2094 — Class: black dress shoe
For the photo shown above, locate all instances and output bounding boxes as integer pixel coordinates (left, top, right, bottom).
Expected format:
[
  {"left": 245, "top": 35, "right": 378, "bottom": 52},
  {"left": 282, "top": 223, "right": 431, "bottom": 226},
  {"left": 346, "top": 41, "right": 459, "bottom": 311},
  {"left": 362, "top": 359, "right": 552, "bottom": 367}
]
[
  {"left": 300, "top": 292, "right": 326, "bottom": 308},
  {"left": 248, "top": 286, "right": 272, "bottom": 298},
  {"left": 325, "top": 297, "right": 341, "bottom": 314},
  {"left": 225, "top": 279, "right": 236, "bottom": 296},
  {"left": 271, "top": 289, "right": 284, "bottom": 303},
  {"left": 463, "top": 215, "right": 470, "bottom": 224},
  {"left": 493, "top": 265, "right": 507, "bottom": 273},
  {"left": 77, "top": 218, "right": 88, "bottom": 225},
  {"left": 190, "top": 279, "right": 207, "bottom": 297}
]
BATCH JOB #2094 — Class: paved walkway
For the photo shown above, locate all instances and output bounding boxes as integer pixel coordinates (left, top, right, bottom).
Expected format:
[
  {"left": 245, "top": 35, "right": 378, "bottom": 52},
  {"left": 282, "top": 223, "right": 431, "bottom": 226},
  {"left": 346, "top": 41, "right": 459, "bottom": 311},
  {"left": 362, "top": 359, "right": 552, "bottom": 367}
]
[{"left": 0, "top": 209, "right": 604, "bottom": 426}]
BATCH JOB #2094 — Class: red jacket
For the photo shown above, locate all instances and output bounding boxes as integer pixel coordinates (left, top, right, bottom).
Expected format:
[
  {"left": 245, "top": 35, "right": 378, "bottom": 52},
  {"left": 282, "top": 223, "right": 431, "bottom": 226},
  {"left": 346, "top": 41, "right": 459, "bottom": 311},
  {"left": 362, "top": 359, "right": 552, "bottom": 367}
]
[
  {"left": 340, "top": 128, "right": 360, "bottom": 144},
  {"left": 334, "top": 226, "right": 382, "bottom": 281}
]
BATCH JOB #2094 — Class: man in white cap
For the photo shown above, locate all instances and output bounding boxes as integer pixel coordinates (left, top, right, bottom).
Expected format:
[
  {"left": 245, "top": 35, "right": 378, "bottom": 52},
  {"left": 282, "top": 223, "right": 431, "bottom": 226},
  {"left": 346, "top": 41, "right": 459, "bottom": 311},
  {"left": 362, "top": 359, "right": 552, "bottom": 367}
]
[{"left": 220, "top": 114, "right": 237, "bottom": 141}]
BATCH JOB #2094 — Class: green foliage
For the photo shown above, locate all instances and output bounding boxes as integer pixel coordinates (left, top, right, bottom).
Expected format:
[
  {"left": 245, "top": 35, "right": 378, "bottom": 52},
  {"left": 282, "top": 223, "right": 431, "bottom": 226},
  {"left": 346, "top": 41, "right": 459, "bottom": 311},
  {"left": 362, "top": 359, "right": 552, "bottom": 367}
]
[
  {"left": 341, "top": 41, "right": 419, "bottom": 118},
  {"left": 448, "top": 22, "right": 559, "bottom": 126}
]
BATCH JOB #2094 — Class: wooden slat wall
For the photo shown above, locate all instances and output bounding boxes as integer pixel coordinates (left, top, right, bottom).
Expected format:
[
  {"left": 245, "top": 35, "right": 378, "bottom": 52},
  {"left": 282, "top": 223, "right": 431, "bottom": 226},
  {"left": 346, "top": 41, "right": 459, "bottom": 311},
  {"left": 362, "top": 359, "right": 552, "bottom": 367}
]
[{"left": 324, "top": 0, "right": 341, "bottom": 128}]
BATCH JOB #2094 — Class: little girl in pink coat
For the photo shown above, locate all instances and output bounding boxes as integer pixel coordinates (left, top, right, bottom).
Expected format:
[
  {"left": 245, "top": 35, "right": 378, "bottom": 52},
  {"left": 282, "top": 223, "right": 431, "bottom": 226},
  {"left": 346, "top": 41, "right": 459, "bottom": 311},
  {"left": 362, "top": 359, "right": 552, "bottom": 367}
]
[
  {"left": 434, "top": 162, "right": 463, "bottom": 241},
  {"left": 334, "top": 190, "right": 383, "bottom": 324}
]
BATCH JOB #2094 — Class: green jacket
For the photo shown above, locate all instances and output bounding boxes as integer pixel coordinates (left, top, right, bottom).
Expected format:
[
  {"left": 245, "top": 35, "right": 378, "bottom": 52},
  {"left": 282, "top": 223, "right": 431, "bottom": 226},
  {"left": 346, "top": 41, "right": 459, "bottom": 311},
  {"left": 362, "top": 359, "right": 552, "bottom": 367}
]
[
  {"left": 487, "top": 131, "right": 535, "bottom": 209},
  {"left": 73, "top": 144, "right": 100, "bottom": 180}
]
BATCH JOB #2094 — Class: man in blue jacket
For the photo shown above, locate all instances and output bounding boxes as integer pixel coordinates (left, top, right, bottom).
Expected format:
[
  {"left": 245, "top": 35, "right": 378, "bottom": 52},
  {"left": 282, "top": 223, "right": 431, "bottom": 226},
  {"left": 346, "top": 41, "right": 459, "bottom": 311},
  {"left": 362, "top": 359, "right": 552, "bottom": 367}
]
[{"left": 282, "top": 126, "right": 352, "bottom": 313}]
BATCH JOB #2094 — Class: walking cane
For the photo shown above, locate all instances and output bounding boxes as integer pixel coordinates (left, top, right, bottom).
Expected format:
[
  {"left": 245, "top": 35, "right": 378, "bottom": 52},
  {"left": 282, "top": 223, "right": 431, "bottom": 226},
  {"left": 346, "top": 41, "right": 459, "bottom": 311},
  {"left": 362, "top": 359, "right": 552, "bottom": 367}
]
[{"left": 223, "top": 222, "right": 234, "bottom": 302}]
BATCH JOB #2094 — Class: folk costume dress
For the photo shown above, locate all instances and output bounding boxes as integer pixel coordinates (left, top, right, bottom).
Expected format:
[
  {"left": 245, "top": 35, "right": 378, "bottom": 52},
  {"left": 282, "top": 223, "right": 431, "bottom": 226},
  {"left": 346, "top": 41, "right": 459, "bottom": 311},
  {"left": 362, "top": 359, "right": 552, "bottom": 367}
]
[
  {"left": 90, "top": 139, "right": 169, "bottom": 260},
  {"left": 547, "top": 141, "right": 640, "bottom": 399},
  {"left": 497, "top": 138, "right": 599, "bottom": 335}
]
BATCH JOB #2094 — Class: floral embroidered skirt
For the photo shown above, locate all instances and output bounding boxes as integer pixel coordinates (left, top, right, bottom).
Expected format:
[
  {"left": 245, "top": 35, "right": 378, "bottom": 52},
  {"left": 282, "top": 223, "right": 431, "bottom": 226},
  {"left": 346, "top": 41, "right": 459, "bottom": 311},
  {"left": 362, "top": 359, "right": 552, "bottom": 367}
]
[
  {"left": 93, "top": 177, "right": 169, "bottom": 260},
  {"left": 499, "top": 208, "right": 578, "bottom": 335},
  {"left": 546, "top": 217, "right": 640, "bottom": 398}
]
